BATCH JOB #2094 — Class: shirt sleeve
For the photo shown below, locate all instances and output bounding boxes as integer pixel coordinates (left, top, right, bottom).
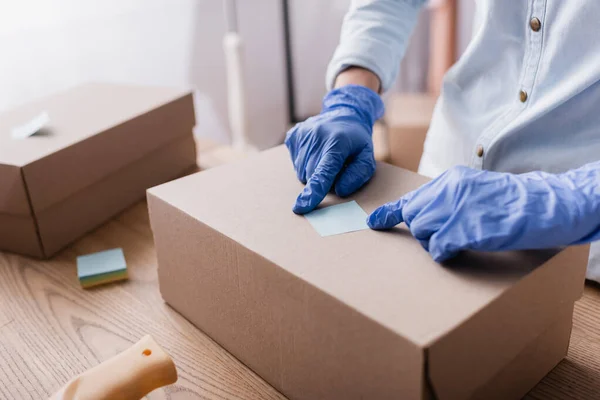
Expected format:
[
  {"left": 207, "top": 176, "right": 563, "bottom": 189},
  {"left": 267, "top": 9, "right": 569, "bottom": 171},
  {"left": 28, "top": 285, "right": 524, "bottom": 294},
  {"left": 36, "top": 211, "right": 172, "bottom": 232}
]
[{"left": 326, "top": 0, "right": 426, "bottom": 92}]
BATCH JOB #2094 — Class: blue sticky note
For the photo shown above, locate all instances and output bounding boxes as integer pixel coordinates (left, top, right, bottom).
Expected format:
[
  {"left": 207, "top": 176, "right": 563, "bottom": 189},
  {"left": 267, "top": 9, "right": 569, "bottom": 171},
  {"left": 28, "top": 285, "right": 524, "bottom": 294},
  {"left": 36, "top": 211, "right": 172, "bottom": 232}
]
[
  {"left": 77, "top": 248, "right": 127, "bottom": 279},
  {"left": 304, "top": 201, "right": 369, "bottom": 237}
]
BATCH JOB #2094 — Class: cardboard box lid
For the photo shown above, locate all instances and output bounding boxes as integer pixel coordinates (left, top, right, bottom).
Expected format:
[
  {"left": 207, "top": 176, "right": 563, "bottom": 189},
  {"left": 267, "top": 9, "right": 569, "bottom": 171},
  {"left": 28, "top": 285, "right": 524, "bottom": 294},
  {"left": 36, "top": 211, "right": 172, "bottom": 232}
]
[
  {"left": 150, "top": 145, "right": 573, "bottom": 345},
  {"left": 0, "top": 83, "right": 194, "bottom": 214},
  {"left": 149, "top": 146, "right": 587, "bottom": 398}
]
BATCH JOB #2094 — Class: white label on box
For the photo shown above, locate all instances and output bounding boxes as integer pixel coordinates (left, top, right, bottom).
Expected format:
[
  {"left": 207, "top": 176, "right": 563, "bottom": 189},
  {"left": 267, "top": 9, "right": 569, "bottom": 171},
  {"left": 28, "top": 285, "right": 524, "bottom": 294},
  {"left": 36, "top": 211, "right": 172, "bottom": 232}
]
[{"left": 11, "top": 111, "right": 50, "bottom": 140}]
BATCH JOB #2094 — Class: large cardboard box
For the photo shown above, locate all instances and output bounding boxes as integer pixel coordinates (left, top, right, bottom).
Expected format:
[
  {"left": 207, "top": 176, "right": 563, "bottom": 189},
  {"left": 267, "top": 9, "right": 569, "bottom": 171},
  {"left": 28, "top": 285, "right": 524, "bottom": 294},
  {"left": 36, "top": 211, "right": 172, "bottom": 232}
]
[
  {"left": 385, "top": 93, "right": 437, "bottom": 172},
  {"left": 0, "top": 83, "right": 197, "bottom": 258},
  {"left": 148, "top": 146, "right": 589, "bottom": 400}
]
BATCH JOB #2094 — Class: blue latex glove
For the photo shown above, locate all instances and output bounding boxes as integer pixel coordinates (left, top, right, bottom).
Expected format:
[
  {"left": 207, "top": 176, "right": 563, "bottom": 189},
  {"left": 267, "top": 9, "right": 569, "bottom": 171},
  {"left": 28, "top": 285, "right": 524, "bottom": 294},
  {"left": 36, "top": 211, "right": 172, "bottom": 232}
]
[
  {"left": 285, "top": 84, "right": 384, "bottom": 214},
  {"left": 367, "top": 163, "right": 600, "bottom": 262}
]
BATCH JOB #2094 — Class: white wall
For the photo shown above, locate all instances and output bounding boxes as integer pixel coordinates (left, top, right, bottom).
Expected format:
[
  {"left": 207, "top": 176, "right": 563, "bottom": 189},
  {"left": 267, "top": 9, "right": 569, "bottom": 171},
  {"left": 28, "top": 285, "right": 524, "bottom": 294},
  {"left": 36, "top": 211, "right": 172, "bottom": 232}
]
[
  {"left": 0, "top": 0, "right": 195, "bottom": 110},
  {"left": 0, "top": 0, "right": 474, "bottom": 148},
  {"left": 0, "top": 0, "right": 289, "bottom": 149}
]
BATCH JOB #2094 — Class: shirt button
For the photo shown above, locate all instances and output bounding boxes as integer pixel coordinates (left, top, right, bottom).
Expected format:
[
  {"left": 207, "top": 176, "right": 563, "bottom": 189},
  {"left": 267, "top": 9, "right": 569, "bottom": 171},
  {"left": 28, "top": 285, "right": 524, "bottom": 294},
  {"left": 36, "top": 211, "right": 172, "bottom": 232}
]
[
  {"left": 530, "top": 17, "right": 541, "bottom": 32},
  {"left": 476, "top": 145, "right": 484, "bottom": 158},
  {"left": 519, "top": 90, "right": 528, "bottom": 102}
]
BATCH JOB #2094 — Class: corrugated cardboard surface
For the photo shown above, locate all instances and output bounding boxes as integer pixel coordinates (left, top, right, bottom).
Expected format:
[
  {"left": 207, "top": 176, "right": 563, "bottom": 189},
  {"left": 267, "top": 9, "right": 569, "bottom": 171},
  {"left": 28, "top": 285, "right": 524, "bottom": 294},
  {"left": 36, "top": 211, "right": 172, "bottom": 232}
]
[
  {"left": 150, "top": 199, "right": 425, "bottom": 398},
  {"left": 39, "top": 134, "right": 196, "bottom": 257},
  {"left": 0, "top": 164, "right": 31, "bottom": 215},
  {"left": 470, "top": 304, "right": 574, "bottom": 400},
  {"left": 0, "top": 83, "right": 193, "bottom": 167},
  {"left": 0, "top": 83, "right": 197, "bottom": 258},
  {"left": 0, "top": 83, "right": 194, "bottom": 214},
  {"left": 0, "top": 161, "right": 42, "bottom": 257},
  {"left": 0, "top": 214, "right": 43, "bottom": 257},
  {"left": 149, "top": 146, "right": 588, "bottom": 399},
  {"left": 428, "top": 246, "right": 587, "bottom": 399}
]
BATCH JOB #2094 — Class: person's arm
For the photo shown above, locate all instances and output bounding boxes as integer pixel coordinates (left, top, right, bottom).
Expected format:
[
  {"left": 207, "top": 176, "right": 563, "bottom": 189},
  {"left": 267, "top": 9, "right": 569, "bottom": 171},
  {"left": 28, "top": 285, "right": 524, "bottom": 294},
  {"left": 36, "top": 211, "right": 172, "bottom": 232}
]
[
  {"left": 285, "top": 0, "right": 425, "bottom": 214},
  {"left": 327, "top": 0, "right": 426, "bottom": 92},
  {"left": 367, "top": 162, "right": 600, "bottom": 262},
  {"left": 334, "top": 66, "right": 381, "bottom": 92}
]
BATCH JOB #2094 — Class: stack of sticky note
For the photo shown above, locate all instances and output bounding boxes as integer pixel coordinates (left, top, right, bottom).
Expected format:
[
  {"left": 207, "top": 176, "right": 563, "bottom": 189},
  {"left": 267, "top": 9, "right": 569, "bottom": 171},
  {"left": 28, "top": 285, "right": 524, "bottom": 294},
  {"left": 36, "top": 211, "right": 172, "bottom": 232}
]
[{"left": 77, "top": 248, "right": 128, "bottom": 288}]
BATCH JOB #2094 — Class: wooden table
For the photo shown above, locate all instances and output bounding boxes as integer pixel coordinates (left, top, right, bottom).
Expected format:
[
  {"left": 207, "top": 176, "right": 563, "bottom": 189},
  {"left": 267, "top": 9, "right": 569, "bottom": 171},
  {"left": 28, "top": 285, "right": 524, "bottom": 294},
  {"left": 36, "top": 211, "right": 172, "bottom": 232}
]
[{"left": 1, "top": 141, "right": 600, "bottom": 399}]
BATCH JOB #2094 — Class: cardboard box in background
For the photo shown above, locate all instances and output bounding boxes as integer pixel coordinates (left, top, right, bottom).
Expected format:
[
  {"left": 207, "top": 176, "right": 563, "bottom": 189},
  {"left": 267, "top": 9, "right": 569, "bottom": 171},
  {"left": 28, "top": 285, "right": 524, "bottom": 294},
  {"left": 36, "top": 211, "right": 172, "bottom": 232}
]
[
  {"left": 148, "top": 146, "right": 589, "bottom": 400},
  {"left": 372, "top": 121, "right": 390, "bottom": 162},
  {"left": 385, "top": 93, "right": 437, "bottom": 172},
  {"left": 0, "top": 83, "right": 197, "bottom": 258}
]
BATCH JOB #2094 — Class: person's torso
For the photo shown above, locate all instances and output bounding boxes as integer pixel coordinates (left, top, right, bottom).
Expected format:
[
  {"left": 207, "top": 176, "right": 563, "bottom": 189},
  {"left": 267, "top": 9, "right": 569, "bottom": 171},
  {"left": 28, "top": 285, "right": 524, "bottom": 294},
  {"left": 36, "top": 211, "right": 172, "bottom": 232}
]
[
  {"left": 420, "top": 0, "right": 600, "bottom": 179},
  {"left": 420, "top": 0, "right": 600, "bottom": 281}
]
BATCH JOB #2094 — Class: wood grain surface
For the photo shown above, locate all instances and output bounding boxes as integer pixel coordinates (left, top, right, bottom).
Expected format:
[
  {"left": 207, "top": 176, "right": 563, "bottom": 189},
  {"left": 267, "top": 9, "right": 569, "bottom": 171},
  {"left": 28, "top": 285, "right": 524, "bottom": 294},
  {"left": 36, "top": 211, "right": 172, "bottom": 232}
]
[{"left": 1, "top": 141, "right": 599, "bottom": 399}]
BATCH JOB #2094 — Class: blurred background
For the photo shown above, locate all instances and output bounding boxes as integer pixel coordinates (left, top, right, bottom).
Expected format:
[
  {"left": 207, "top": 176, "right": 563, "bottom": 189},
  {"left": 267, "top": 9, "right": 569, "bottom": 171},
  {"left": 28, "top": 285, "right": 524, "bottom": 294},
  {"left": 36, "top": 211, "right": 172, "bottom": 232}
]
[{"left": 0, "top": 0, "right": 476, "bottom": 150}]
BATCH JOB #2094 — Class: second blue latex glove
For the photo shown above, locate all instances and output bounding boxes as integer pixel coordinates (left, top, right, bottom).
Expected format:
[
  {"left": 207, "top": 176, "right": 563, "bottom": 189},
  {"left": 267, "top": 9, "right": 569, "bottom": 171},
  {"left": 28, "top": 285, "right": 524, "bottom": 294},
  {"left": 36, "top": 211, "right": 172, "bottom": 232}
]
[
  {"left": 285, "top": 85, "right": 384, "bottom": 214},
  {"left": 367, "top": 164, "right": 600, "bottom": 262}
]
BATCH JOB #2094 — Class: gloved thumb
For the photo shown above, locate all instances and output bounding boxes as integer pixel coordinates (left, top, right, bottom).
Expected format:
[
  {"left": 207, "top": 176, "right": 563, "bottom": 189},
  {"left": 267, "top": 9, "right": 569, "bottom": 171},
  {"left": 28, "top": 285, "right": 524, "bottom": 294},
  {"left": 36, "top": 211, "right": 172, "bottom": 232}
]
[{"left": 367, "top": 197, "right": 409, "bottom": 230}]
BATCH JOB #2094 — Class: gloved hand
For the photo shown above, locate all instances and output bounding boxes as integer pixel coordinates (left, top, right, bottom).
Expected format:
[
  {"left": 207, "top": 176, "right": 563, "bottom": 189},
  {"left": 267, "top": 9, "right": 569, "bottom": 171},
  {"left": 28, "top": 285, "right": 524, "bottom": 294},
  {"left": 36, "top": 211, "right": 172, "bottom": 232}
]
[
  {"left": 367, "top": 163, "right": 600, "bottom": 262},
  {"left": 285, "top": 84, "right": 384, "bottom": 214}
]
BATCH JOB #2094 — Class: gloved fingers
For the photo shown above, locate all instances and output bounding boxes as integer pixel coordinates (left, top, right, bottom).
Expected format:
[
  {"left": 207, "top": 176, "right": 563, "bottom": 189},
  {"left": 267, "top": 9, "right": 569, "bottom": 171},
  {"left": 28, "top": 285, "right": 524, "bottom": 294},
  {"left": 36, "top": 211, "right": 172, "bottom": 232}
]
[
  {"left": 400, "top": 171, "right": 456, "bottom": 226},
  {"left": 304, "top": 151, "right": 320, "bottom": 184},
  {"left": 429, "top": 236, "right": 461, "bottom": 262},
  {"left": 367, "top": 194, "right": 413, "bottom": 230},
  {"left": 406, "top": 186, "right": 454, "bottom": 241},
  {"left": 334, "top": 146, "right": 376, "bottom": 197},
  {"left": 409, "top": 212, "right": 446, "bottom": 243},
  {"left": 283, "top": 123, "right": 297, "bottom": 148},
  {"left": 417, "top": 238, "right": 430, "bottom": 252},
  {"left": 284, "top": 125, "right": 308, "bottom": 183},
  {"left": 293, "top": 159, "right": 307, "bottom": 184},
  {"left": 284, "top": 124, "right": 302, "bottom": 162},
  {"left": 368, "top": 177, "right": 439, "bottom": 230},
  {"left": 293, "top": 151, "right": 346, "bottom": 214},
  {"left": 427, "top": 221, "right": 467, "bottom": 262}
]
